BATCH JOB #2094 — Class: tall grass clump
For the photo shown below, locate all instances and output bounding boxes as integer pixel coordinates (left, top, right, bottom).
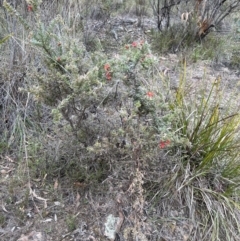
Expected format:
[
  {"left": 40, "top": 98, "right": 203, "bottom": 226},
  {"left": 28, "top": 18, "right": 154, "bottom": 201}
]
[{"left": 146, "top": 63, "right": 240, "bottom": 240}]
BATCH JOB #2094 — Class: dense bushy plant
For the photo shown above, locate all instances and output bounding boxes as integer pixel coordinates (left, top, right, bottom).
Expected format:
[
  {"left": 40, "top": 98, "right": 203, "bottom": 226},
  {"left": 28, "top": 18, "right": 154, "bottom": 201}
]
[{"left": 17, "top": 7, "right": 163, "bottom": 187}]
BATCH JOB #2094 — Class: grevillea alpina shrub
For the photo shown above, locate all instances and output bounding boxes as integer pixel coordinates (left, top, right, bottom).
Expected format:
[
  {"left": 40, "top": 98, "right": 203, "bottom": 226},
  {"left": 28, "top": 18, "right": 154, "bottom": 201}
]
[
  {"left": 27, "top": 19, "right": 157, "bottom": 140},
  {"left": 4, "top": 0, "right": 169, "bottom": 184},
  {"left": 20, "top": 8, "right": 166, "bottom": 183}
]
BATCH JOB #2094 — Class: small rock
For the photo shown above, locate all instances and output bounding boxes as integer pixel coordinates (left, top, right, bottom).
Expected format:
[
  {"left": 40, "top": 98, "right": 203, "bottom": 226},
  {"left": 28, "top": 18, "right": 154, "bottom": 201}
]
[
  {"left": 17, "top": 231, "right": 47, "bottom": 241},
  {"left": 104, "top": 214, "right": 120, "bottom": 240}
]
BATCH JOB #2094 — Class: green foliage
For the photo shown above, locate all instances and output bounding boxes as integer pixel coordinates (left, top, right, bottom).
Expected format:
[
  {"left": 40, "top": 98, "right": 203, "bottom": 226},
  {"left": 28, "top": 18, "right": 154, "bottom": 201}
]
[
  {"left": 0, "top": 213, "right": 5, "bottom": 226},
  {"left": 27, "top": 19, "right": 154, "bottom": 139},
  {"left": 190, "top": 34, "right": 225, "bottom": 62},
  {"left": 3, "top": 1, "right": 30, "bottom": 30},
  {"left": 151, "top": 24, "right": 224, "bottom": 59},
  {"left": 66, "top": 215, "right": 76, "bottom": 231},
  {"left": 151, "top": 24, "right": 196, "bottom": 53},
  {"left": 0, "top": 34, "right": 11, "bottom": 46},
  {"left": 170, "top": 66, "right": 240, "bottom": 175},
  {"left": 158, "top": 64, "right": 240, "bottom": 239},
  {"left": 0, "top": 142, "right": 8, "bottom": 154},
  {"left": 136, "top": 62, "right": 240, "bottom": 240},
  {"left": 229, "top": 51, "right": 240, "bottom": 69},
  {"left": 23, "top": 14, "right": 159, "bottom": 186}
]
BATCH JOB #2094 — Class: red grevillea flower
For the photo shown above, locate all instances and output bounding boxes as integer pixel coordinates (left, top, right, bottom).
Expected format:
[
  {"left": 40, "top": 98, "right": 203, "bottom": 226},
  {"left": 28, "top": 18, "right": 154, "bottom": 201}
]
[
  {"left": 132, "top": 41, "right": 138, "bottom": 47},
  {"left": 27, "top": 4, "right": 33, "bottom": 12},
  {"left": 105, "top": 71, "right": 112, "bottom": 80},
  {"left": 104, "top": 63, "right": 111, "bottom": 71},
  {"left": 159, "top": 140, "right": 171, "bottom": 149},
  {"left": 146, "top": 91, "right": 154, "bottom": 98}
]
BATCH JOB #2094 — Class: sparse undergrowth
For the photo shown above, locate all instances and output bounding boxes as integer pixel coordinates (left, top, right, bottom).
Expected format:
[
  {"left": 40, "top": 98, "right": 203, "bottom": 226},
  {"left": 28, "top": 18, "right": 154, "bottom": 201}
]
[{"left": 1, "top": 0, "right": 240, "bottom": 240}]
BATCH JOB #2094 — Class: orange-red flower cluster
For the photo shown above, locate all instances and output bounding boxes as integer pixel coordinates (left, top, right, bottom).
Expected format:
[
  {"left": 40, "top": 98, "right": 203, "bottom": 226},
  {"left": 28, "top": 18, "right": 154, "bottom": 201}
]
[
  {"left": 27, "top": 4, "right": 33, "bottom": 12},
  {"left": 146, "top": 91, "right": 154, "bottom": 98},
  {"left": 132, "top": 41, "right": 138, "bottom": 47},
  {"left": 125, "top": 40, "right": 144, "bottom": 50},
  {"left": 104, "top": 63, "right": 110, "bottom": 71},
  {"left": 159, "top": 140, "right": 171, "bottom": 149},
  {"left": 132, "top": 40, "right": 144, "bottom": 48},
  {"left": 104, "top": 63, "right": 112, "bottom": 80}
]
